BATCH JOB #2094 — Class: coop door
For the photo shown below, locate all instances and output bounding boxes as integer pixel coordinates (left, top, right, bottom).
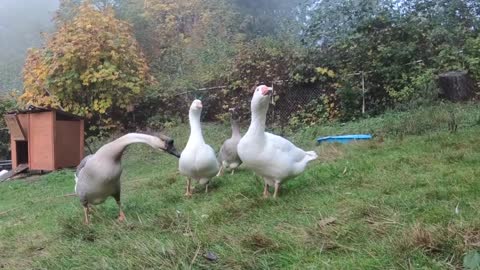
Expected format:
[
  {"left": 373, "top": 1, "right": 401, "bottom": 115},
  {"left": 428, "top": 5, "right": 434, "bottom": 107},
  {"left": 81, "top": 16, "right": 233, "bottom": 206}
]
[{"left": 15, "top": 141, "right": 28, "bottom": 165}]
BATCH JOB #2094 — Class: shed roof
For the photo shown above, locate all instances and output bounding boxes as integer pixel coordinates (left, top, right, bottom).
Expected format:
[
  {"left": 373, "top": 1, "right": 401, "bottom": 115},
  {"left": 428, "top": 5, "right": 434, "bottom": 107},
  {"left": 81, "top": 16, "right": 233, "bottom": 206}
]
[{"left": 7, "top": 105, "right": 84, "bottom": 120}]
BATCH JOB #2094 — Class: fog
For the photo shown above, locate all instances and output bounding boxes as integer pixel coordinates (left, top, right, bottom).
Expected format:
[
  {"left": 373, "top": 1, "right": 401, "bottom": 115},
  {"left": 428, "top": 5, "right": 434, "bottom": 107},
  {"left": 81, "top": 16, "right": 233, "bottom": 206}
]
[{"left": 0, "top": 0, "right": 59, "bottom": 92}]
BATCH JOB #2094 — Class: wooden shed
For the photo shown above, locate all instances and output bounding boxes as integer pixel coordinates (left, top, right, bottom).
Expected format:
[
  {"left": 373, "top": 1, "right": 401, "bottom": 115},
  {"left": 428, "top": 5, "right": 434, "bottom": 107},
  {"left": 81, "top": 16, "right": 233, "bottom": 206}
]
[{"left": 4, "top": 106, "right": 84, "bottom": 171}]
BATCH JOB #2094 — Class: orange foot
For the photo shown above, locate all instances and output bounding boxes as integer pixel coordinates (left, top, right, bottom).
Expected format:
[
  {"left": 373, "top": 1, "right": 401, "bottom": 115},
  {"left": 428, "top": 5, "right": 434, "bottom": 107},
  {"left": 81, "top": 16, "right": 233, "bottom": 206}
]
[{"left": 118, "top": 211, "right": 126, "bottom": 222}]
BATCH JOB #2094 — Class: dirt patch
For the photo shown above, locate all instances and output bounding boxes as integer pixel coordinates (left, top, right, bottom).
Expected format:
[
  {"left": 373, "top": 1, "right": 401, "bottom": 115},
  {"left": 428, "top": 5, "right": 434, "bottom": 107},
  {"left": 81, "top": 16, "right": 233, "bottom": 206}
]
[
  {"left": 293, "top": 216, "right": 344, "bottom": 251},
  {"left": 241, "top": 232, "right": 280, "bottom": 252},
  {"left": 317, "top": 144, "right": 345, "bottom": 163},
  {"left": 409, "top": 224, "right": 442, "bottom": 252},
  {"left": 463, "top": 228, "right": 480, "bottom": 249}
]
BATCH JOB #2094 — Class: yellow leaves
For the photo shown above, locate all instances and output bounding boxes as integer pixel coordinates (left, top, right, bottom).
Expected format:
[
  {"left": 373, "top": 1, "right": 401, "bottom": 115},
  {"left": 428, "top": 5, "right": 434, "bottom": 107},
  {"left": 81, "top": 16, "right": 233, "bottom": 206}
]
[
  {"left": 18, "top": 88, "right": 58, "bottom": 109},
  {"left": 315, "top": 67, "right": 336, "bottom": 78},
  {"left": 110, "top": 50, "right": 119, "bottom": 61},
  {"left": 332, "top": 83, "right": 342, "bottom": 89},
  {"left": 144, "top": 0, "right": 214, "bottom": 56},
  {"left": 21, "top": 1, "right": 150, "bottom": 122},
  {"left": 19, "top": 91, "right": 33, "bottom": 101},
  {"left": 131, "top": 86, "right": 141, "bottom": 94},
  {"left": 92, "top": 98, "right": 112, "bottom": 114}
]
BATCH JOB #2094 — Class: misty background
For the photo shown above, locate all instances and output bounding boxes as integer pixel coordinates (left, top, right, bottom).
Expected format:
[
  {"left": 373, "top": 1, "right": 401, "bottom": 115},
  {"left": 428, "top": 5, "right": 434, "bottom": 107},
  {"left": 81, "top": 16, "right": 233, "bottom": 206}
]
[{"left": 0, "top": 0, "right": 59, "bottom": 92}]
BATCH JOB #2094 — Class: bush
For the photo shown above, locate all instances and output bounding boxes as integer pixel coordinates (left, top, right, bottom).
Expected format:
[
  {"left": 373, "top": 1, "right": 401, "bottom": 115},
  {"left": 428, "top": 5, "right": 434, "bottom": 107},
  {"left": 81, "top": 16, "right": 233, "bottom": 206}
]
[
  {"left": 288, "top": 99, "right": 328, "bottom": 129},
  {"left": 465, "top": 36, "right": 480, "bottom": 87},
  {"left": 393, "top": 69, "right": 440, "bottom": 111},
  {"left": 146, "top": 114, "right": 180, "bottom": 130},
  {"left": 0, "top": 96, "right": 17, "bottom": 159},
  {"left": 337, "top": 86, "right": 363, "bottom": 121}
]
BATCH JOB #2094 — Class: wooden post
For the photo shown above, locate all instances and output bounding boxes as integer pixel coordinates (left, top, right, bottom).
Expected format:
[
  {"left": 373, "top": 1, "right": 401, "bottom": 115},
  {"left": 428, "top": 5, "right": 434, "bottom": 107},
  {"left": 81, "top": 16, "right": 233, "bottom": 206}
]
[{"left": 361, "top": 72, "right": 366, "bottom": 115}]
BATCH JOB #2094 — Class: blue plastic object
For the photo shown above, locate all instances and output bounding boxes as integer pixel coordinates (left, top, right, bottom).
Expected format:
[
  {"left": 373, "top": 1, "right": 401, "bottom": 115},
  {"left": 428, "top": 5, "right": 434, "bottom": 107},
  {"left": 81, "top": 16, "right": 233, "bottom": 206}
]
[{"left": 316, "top": 134, "right": 372, "bottom": 144}]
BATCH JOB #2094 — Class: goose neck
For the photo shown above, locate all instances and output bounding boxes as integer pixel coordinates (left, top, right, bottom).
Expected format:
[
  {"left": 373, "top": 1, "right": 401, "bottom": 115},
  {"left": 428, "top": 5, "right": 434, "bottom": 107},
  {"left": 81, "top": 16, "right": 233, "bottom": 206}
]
[
  {"left": 97, "top": 133, "right": 156, "bottom": 161},
  {"left": 188, "top": 111, "right": 204, "bottom": 143},
  {"left": 246, "top": 106, "right": 267, "bottom": 137},
  {"left": 231, "top": 119, "right": 241, "bottom": 138}
]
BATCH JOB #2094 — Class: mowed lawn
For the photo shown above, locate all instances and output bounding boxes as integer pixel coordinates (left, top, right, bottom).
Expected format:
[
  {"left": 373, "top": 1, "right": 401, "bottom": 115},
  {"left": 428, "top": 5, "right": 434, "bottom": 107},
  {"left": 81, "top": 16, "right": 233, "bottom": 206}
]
[{"left": 1, "top": 103, "right": 480, "bottom": 269}]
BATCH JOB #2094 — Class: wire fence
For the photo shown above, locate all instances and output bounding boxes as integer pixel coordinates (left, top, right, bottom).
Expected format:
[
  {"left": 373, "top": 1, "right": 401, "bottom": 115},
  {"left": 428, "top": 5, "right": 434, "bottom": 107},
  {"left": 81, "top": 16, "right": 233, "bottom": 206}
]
[
  {"left": 162, "top": 59, "right": 462, "bottom": 131},
  {"left": 163, "top": 82, "right": 328, "bottom": 134}
]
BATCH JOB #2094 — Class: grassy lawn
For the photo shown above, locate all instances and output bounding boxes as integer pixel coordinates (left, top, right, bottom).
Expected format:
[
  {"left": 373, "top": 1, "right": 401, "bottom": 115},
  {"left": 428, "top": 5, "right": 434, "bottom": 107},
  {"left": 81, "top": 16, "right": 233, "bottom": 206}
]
[{"left": 1, "top": 103, "right": 480, "bottom": 269}]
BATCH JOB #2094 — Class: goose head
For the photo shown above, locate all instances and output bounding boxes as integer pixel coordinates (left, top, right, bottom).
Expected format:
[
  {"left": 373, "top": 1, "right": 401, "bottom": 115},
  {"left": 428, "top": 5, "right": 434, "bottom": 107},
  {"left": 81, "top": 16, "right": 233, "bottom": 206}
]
[
  {"left": 251, "top": 85, "right": 273, "bottom": 113},
  {"left": 151, "top": 134, "right": 181, "bottom": 158},
  {"left": 190, "top": 99, "right": 203, "bottom": 115},
  {"left": 228, "top": 107, "right": 240, "bottom": 120}
]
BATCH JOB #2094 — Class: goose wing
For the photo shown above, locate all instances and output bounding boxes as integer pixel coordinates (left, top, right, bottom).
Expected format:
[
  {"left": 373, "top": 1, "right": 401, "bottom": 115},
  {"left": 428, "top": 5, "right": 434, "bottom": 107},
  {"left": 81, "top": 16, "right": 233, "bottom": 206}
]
[
  {"left": 219, "top": 138, "right": 238, "bottom": 162},
  {"left": 196, "top": 144, "right": 220, "bottom": 176},
  {"left": 75, "top": 154, "right": 93, "bottom": 179},
  {"left": 265, "top": 132, "right": 308, "bottom": 163}
]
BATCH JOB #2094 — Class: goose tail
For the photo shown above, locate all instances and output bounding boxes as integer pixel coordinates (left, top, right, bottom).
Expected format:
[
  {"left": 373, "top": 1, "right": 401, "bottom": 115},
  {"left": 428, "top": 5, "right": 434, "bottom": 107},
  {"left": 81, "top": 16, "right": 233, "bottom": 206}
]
[{"left": 304, "top": 151, "right": 318, "bottom": 163}]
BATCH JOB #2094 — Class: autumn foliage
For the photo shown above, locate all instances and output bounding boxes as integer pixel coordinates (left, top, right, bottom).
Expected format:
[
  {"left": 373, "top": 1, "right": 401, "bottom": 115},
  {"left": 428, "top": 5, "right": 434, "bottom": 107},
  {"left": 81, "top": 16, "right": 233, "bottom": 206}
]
[
  {"left": 14, "top": 0, "right": 480, "bottom": 134},
  {"left": 21, "top": 3, "right": 150, "bottom": 125}
]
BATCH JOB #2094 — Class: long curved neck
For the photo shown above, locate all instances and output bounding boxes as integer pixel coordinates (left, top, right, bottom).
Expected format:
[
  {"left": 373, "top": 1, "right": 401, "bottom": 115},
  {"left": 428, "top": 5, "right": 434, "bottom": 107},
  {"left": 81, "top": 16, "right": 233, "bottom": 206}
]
[
  {"left": 96, "top": 133, "right": 155, "bottom": 161},
  {"left": 188, "top": 110, "right": 204, "bottom": 144},
  {"left": 246, "top": 100, "right": 268, "bottom": 137},
  {"left": 231, "top": 118, "right": 241, "bottom": 139}
]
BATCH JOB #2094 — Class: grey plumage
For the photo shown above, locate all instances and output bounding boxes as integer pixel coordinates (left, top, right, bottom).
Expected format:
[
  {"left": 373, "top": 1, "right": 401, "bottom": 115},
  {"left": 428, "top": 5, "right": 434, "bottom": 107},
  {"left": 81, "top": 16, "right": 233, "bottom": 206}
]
[
  {"left": 75, "top": 154, "right": 92, "bottom": 178},
  {"left": 217, "top": 108, "right": 242, "bottom": 175},
  {"left": 74, "top": 133, "right": 179, "bottom": 224}
]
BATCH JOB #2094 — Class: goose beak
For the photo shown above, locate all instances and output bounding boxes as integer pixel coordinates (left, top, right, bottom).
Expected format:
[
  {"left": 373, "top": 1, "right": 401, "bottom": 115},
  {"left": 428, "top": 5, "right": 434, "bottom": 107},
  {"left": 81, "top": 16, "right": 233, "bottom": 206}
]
[
  {"left": 167, "top": 147, "right": 181, "bottom": 158},
  {"left": 165, "top": 139, "right": 181, "bottom": 158},
  {"left": 261, "top": 86, "right": 273, "bottom": 96}
]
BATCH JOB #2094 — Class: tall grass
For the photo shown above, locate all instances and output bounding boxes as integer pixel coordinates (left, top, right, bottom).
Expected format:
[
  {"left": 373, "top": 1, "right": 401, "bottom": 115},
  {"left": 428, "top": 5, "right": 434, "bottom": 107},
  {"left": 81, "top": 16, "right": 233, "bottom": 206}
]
[{"left": 292, "top": 102, "right": 480, "bottom": 142}]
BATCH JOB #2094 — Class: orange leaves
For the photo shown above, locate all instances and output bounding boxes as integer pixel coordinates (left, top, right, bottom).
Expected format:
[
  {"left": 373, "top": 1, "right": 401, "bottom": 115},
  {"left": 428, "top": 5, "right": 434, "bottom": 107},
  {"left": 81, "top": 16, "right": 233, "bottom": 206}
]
[
  {"left": 21, "top": 49, "right": 56, "bottom": 108},
  {"left": 22, "top": 2, "right": 150, "bottom": 125}
]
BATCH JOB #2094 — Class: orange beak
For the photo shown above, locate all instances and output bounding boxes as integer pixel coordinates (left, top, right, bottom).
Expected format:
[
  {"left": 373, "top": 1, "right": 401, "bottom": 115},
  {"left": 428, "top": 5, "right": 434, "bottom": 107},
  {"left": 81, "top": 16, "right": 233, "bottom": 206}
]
[{"left": 261, "top": 86, "right": 273, "bottom": 96}]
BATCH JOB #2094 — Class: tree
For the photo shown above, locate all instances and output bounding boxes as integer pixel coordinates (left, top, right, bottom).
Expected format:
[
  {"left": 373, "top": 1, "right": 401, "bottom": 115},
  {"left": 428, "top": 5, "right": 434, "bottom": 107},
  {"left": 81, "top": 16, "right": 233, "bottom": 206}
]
[
  {"left": 56, "top": 0, "right": 120, "bottom": 23},
  {"left": 303, "top": 0, "right": 480, "bottom": 117},
  {"left": 231, "top": 0, "right": 303, "bottom": 39},
  {"left": 21, "top": 3, "right": 150, "bottom": 132},
  {"left": 303, "top": 0, "right": 392, "bottom": 46},
  {"left": 109, "top": 0, "right": 238, "bottom": 94}
]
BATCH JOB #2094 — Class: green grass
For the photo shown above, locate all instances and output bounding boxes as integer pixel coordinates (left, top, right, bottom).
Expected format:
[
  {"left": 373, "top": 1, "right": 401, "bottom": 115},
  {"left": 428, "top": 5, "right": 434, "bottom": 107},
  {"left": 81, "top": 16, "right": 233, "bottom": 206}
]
[{"left": 1, "top": 103, "right": 480, "bottom": 269}]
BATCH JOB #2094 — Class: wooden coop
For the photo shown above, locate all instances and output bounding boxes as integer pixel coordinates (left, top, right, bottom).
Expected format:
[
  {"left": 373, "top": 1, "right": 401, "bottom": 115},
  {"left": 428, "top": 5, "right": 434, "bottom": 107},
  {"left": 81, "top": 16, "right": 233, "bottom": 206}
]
[{"left": 4, "top": 106, "right": 84, "bottom": 172}]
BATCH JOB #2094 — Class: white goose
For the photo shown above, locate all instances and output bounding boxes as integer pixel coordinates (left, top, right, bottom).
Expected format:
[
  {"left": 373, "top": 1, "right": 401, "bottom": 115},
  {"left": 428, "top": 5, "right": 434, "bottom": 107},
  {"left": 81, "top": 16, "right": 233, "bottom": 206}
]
[
  {"left": 179, "top": 99, "right": 219, "bottom": 196},
  {"left": 75, "top": 133, "right": 180, "bottom": 224},
  {"left": 237, "top": 85, "right": 318, "bottom": 198}
]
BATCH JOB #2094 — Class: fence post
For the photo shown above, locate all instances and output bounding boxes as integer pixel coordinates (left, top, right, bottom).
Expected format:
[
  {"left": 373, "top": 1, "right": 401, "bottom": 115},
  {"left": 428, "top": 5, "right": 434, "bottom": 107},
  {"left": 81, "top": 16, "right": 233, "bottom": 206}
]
[
  {"left": 361, "top": 72, "right": 366, "bottom": 115},
  {"left": 271, "top": 82, "right": 278, "bottom": 133}
]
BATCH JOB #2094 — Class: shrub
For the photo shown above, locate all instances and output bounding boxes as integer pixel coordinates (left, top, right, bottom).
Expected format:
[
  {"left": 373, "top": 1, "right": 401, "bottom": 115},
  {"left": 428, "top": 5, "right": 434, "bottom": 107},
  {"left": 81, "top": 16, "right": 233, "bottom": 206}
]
[
  {"left": 337, "top": 85, "right": 363, "bottom": 121},
  {"left": 0, "top": 96, "right": 17, "bottom": 159}
]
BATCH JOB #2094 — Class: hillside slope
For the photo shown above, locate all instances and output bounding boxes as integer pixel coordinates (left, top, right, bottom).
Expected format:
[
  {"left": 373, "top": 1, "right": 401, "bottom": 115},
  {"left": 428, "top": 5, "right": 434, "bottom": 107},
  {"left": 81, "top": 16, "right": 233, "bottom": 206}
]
[{"left": 1, "top": 103, "right": 480, "bottom": 269}]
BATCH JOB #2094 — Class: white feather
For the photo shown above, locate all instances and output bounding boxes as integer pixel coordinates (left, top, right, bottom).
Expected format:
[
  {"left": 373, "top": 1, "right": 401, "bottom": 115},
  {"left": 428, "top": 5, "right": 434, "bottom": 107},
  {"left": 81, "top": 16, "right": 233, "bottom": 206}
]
[
  {"left": 237, "top": 85, "right": 318, "bottom": 187},
  {"left": 179, "top": 100, "right": 219, "bottom": 183}
]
